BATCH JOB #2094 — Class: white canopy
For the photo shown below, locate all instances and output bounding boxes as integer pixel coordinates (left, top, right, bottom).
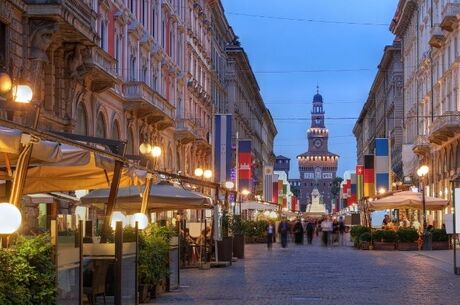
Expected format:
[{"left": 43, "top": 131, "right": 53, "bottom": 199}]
[
  {"left": 241, "top": 201, "right": 278, "bottom": 211},
  {"left": 368, "top": 191, "right": 449, "bottom": 211}
]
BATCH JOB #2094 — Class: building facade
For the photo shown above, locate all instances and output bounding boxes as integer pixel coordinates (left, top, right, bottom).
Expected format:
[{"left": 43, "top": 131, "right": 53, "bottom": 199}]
[
  {"left": 0, "top": 0, "right": 276, "bottom": 191},
  {"left": 297, "top": 91, "right": 338, "bottom": 212},
  {"left": 353, "top": 40, "right": 404, "bottom": 181},
  {"left": 226, "top": 43, "right": 277, "bottom": 196},
  {"left": 274, "top": 155, "right": 291, "bottom": 179},
  {"left": 391, "top": 0, "right": 460, "bottom": 212}
]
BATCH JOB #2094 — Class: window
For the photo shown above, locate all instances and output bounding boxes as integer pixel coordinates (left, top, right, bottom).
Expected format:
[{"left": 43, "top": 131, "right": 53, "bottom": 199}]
[
  {"left": 115, "top": 35, "right": 121, "bottom": 75},
  {"left": 76, "top": 103, "right": 88, "bottom": 136},
  {"left": 152, "top": 8, "right": 156, "bottom": 37},
  {"left": 100, "top": 20, "right": 106, "bottom": 50},
  {"left": 96, "top": 112, "right": 106, "bottom": 138}
]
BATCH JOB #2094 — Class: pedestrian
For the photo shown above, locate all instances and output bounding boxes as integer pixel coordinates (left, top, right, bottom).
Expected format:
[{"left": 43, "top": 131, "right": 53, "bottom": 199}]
[
  {"left": 278, "top": 218, "right": 290, "bottom": 248},
  {"left": 293, "top": 218, "right": 304, "bottom": 245},
  {"left": 321, "top": 216, "right": 333, "bottom": 246},
  {"left": 332, "top": 218, "right": 339, "bottom": 245},
  {"left": 306, "top": 218, "right": 315, "bottom": 245},
  {"left": 266, "top": 221, "right": 275, "bottom": 249},
  {"left": 338, "top": 217, "right": 346, "bottom": 246}
]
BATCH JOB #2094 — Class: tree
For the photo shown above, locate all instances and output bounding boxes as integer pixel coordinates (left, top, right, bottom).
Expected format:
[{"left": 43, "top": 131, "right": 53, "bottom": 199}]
[{"left": 331, "top": 177, "right": 343, "bottom": 200}]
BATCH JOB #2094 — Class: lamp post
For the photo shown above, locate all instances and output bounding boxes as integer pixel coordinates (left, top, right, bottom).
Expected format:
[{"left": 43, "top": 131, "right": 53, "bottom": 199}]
[
  {"left": 0, "top": 202, "right": 22, "bottom": 248},
  {"left": 417, "top": 165, "right": 429, "bottom": 231}
]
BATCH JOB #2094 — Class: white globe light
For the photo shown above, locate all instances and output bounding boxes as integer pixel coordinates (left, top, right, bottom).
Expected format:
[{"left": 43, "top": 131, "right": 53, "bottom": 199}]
[
  {"left": 111, "top": 211, "right": 127, "bottom": 230},
  {"left": 139, "top": 143, "right": 152, "bottom": 155},
  {"left": 151, "top": 145, "right": 162, "bottom": 158},
  {"left": 203, "top": 169, "right": 213, "bottom": 179},
  {"left": 269, "top": 211, "right": 278, "bottom": 219},
  {"left": 194, "top": 168, "right": 204, "bottom": 177},
  {"left": 12, "top": 84, "right": 33, "bottom": 103},
  {"left": 130, "top": 213, "right": 149, "bottom": 230},
  {"left": 224, "top": 181, "right": 234, "bottom": 190},
  {"left": 0, "top": 203, "right": 22, "bottom": 234}
]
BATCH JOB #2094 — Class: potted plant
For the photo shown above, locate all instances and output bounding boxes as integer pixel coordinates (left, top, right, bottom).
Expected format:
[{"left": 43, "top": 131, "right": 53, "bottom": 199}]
[
  {"left": 373, "top": 230, "right": 397, "bottom": 250},
  {"left": 358, "top": 232, "right": 372, "bottom": 250},
  {"left": 397, "top": 228, "right": 419, "bottom": 251},
  {"left": 217, "top": 213, "right": 233, "bottom": 262},
  {"left": 230, "top": 216, "right": 245, "bottom": 258},
  {"left": 431, "top": 228, "right": 449, "bottom": 250},
  {"left": 350, "top": 225, "right": 371, "bottom": 248}
]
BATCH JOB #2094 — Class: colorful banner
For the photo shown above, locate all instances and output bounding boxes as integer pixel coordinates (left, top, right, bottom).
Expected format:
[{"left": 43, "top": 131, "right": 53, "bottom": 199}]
[
  {"left": 364, "top": 155, "right": 375, "bottom": 197},
  {"left": 238, "top": 139, "right": 252, "bottom": 192},
  {"left": 278, "top": 180, "right": 283, "bottom": 206},
  {"left": 272, "top": 180, "right": 279, "bottom": 204},
  {"left": 291, "top": 196, "right": 298, "bottom": 212},
  {"left": 356, "top": 165, "right": 364, "bottom": 201},
  {"left": 350, "top": 174, "right": 357, "bottom": 205},
  {"left": 214, "top": 114, "right": 232, "bottom": 184},
  {"left": 346, "top": 179, "right": 352, "bottom": 206},
  {"left": 375, "top": 138, "right": 390, "bottom": 193},
  {"left": 263, "top": 167, "right": 274, "bottom": 202}
]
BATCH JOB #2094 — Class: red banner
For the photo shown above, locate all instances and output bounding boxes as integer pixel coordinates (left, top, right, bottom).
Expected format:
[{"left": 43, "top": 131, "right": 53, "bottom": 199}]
[{"left": 238, "top": 140, "right": 252, "bottom": 192}]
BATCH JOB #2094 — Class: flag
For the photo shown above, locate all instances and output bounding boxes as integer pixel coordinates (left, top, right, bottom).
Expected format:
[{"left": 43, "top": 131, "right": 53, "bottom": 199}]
[
  {"left": 278, "top": 180, "right": 283, "bottom": 206},
  {"left": 292, "top": 196, "right": 298, "bottom": 211},
  {"left": 214, "top": 114, "right": 232, "bottom": 184},
  {"left": 346, "top": 179, "right": 352, "bottom": 206},
  {"left": 238, "top": 139, "right": 252, "bottom": 192},
  {"left": 375, "top": 138, "right": 390, "bottom": 193},
  {"left": 356, "top": 165, "right": 364, "bottom": 201},
  {"left": 350, "top": 173, "right": 357, "bottom": 205},
  {"left": 263, "top": 166, "right": 273, "bottom": 202},
  {"left": 272, "top": 180, "right": 278, "bottom": 203},
  {"left": 364, "top": 155, "right": 375, "bottom": 197}
]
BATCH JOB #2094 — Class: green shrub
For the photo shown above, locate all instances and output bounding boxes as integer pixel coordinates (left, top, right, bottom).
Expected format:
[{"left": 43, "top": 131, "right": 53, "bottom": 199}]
[
  {"left": 359, "top": 232, "right": 372, "bottom": 242},
  {"left": 243, "top": 220, "right": 268, "bottom": 238},
  {"left": 375, "top": 230, "right": 398, "bottom": 242},
  {"left": 431, "top": 228, "right": 448, "bottom": 242},
  {"left": 350, "top": 226, "right": 370, "bottom": 239},
  {"left": 0, "top": 234, "right": 56, "bottom": 305},
  {"left": 397, "top": 228, "right": 419, "bottom": 243}
]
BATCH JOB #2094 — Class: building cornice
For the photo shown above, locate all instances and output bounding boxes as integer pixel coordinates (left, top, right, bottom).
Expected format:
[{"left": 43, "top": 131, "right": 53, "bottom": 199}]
[{"left": 390, "top": 0, "right": 417, "bottom": 36}]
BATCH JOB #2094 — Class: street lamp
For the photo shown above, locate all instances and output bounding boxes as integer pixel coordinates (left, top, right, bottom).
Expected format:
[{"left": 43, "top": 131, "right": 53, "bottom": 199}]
[
  {"left": 203, "top": 169, "right": 213, "bottom": 180},
  {"left": 151, "top": 145, "right": 162, "bottom": 158},
  {"left": 0, "top": 72, "right": 12, "bottom": 93},
  {"left": 139, "top": 143, "right": 152, "bottom": 155},
  {"left": 378, "top": 187, "right": 386, "bottom": 195},
  {"left": 194, "top": 167, "right": 204, "bottom": 177},
  {"left": 224, "top": 181, "right": 234, "bottom": 190},
  {"left": 130, "top": 213, "right": 149, "bottom": 230},
  {"left": 417, "top": 165, "right": 429, "bottom": 232},
  {"left": 0, "top": 72, "right": 33, "bottom": 103},
  {"left": 0, "top": 202, "right": 22, "bottom": 248},
  {"left": 111, "top": 211, "right": 127, "bottom": 230}
]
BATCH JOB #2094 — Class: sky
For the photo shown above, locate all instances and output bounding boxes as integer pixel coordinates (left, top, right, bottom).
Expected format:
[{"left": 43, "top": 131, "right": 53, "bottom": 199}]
[{"left": 221, "top": 0, "right": 399, "bottom": 178}]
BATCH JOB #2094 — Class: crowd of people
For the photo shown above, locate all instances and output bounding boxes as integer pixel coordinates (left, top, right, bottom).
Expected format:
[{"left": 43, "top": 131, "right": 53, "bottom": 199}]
[{"left": 266, "top": 216, "right": 348, "bottom": 249}]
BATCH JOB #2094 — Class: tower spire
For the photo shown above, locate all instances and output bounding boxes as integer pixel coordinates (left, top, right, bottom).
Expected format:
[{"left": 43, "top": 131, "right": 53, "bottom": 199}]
[{"left": 316, "top": 84, "right": 319, "bottom": 94}]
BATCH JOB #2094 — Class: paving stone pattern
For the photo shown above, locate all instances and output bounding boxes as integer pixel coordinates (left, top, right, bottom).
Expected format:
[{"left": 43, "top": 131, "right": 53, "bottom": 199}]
[{"left": 150, "top": 240, "right": 460, "bottom": 305}]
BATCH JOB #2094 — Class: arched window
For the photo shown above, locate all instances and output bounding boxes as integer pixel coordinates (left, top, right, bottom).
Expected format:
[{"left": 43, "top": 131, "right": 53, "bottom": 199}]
[
  {"left": 96, "top": 112, "right": 106, "bottom": 138},
  {"left": 112, "top": 120, "right": 120, "bottom": 140},
  {"left": 76, "top": 103, "right": 88, "bottom": 136}
]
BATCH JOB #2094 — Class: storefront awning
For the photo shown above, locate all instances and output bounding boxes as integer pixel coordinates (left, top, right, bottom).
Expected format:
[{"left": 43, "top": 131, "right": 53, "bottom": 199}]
[
  {"left": 80, "top": 181, "right": 213, "bottom": 212},
  {"left": 241, "top": 201, "right": 278, "bottom": 211},
  {"left": 368, "top": 191, "right": 449, "bottom": 211}
]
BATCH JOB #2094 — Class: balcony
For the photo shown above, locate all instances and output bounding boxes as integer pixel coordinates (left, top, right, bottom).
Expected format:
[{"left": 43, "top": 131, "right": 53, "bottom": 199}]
[
  {"left": 412, "top": 135, "right": 431, "bottom": 156},
  {"left": 428, "top": 111, "right": 460, "bottom": 145},
  {"left": 123, "top": 82, "right": 175, "bottom": 129},
  {"left": 25, "top": 0, "right": 98, "bottom": 44},
  {"left": 84, "top": 47, "right": 118, "bottom": 92},
  {"left": 175, "top": 119, "right": 196, "bottom": 144},
  {"left": 429, "top": 25, "right": 446, "bottom": 48},
  {"left": 441, "top": 3, "right": 460, "bottom": 32}
]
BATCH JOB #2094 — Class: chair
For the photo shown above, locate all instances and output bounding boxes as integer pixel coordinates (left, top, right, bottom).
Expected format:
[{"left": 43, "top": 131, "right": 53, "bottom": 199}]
[{"left": 83, "top": 261, "right": 109, "bottom": 305}]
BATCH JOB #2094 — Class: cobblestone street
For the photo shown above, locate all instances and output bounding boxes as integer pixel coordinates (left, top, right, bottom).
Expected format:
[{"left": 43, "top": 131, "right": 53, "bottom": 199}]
[{"left": 152, "top": 241, "right": 460, "bottom": 305}]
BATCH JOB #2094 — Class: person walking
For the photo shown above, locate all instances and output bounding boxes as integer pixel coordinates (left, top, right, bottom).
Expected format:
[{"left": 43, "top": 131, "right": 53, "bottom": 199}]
[
  {"left": 278, "top": 218, "right": 290, "bottom": 248},
  {"left": 306, "top": 219, "right": 315, "bottom": 245},
  {"left": 293, "top": 219, "right": 304, "bottom": 245},
  {"left": 338, "top": 217, "right": 346, "bottom": 246},
  {"left": 266, "top": 221, "right": 275, "bottom": 249},
  {"left": 321, "top": 216, "right": 333, "bottom": 247}
]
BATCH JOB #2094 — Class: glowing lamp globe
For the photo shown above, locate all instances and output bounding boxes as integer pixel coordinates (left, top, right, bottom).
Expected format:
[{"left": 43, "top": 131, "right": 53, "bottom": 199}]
[
  {"left": 241, "top": 189, "right": 250, "bottom": 196},
  {"left": 203, "top": 169, "right": 213, "bottom": 179},
  {"left": 269, "top": 211, "right": 278, "bottom": 219},
  {"left": 12, "top": 84, "right": 33, "bottom": 103},
  {"left": 194, "top": 168, "right": 204, "bottom": 177},
  {"left": 0, "top": 73, "right": 12, "bottom": 94},
  {"left": 130, "top": 213, "right": 149, "bottom": 230},
  {"left": 224, "top": 181, "right": 234, "bottom": 190},
  {"left": 151, "top": 145, "right": 162, "bottom": 158},
  {"left": 0, "top": 203, "right": 22, "bottom": 234},
  {"left": 111, "top": 211, "right": 127, "bottom": 230},
  {"left": 139, "top": 143, "right": 152, "bottom": 155}
]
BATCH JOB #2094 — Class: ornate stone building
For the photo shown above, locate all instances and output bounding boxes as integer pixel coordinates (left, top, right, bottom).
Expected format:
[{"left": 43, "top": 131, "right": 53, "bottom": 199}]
[
  {"left": 353, "top": 40, "right": 404, "bottom": 181},
  {"left": 391, "top": 0, "right": 460, "bottom": 214},
  {"left": 297, "top": 91, "right": 338, "bottom": 212}
]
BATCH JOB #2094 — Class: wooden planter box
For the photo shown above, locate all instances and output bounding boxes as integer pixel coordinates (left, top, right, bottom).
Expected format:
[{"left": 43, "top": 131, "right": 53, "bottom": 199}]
[
  {"left": 373, "top": 241, "right": 396, "bottom": 250},
  {"left": 360, "top": 241, "right": 370, "bottom": 250},
  {"left": 432, "top": 241, "right": 449, "bottom": 250},
  {"left": 217, "top": 237, "right": 233, "bottom": 262},
  {"left": 397, "top": 242, "right": 418, "bottom": 251},
  {"left": 233, "top": 234, "right": 245, "bottom": 259}
]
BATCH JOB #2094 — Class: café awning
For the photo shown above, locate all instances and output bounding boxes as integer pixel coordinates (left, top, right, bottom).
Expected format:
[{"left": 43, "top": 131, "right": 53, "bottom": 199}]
[
  {"left": 368, "top": 191, "right": 449, "bottom": 211},
  {"left": 0, "top": 126, "right": 140, "bottom": 194},
  {"left": 241, "top": 201, "right": 278, "bottom": 211},
  {"left": 80, "top": 181, "right": 213, "bottom": 212}
]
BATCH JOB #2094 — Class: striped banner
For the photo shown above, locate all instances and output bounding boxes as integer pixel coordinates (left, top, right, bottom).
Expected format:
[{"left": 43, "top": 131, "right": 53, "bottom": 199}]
[
  {"left": 346, "top": 179, "right": 352, "bottom": 206},
  {"left": 375, "top": 138, "right": 390, "bottom": 193},
  {"left": 263, "top": 166, "right": 273, "bottom": 202},
  {"left": 278, "top": 180, "right": 284, "bottom": 206},
  {"left": 364, "top": 155, "right": 375, "bottom": 197},
  {"left": 356, "top": 165, "right": 364, "bottom": 201},
  {"left": 272, "top": 180, "right": 279, "bottom": 204},
  {"left": 213, "top": 114, "right": 232, "bottom": 184},
  {"left": 238, "top": 139, "right": 252, "bottom": 192}
]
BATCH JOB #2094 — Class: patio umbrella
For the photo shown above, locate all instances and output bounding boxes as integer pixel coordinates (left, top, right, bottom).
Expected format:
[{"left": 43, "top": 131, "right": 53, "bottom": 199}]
[
  {"left": 368, "top": 191, "right": 449, "bottom": 211},
  {"left": 80, "top": 181, "right": 213, "bottom": 212}
]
